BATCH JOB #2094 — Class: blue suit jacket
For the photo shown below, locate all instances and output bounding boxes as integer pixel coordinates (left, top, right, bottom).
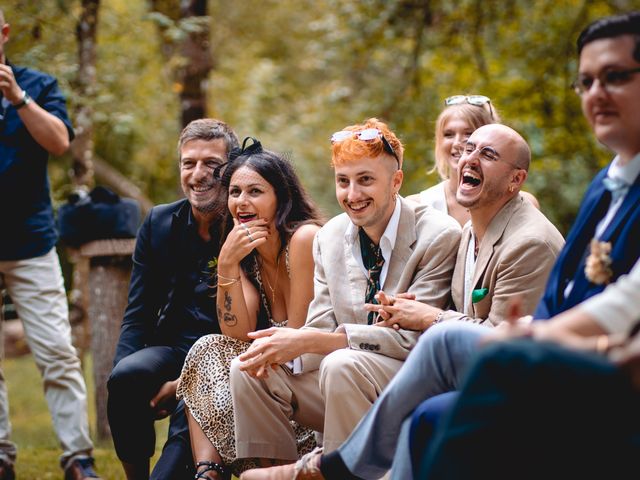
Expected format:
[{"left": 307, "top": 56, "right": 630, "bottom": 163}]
[
  {"left": 535, "top": 166, "right": 640, "bottom": 319},
  {"left": 113, "top": 199, "right": 221, "bottom": 365}
]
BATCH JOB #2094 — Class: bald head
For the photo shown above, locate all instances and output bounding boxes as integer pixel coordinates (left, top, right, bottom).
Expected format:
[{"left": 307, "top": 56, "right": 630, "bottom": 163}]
[{"left": 473, "top": 124, "right": 531, "bottom": 171}]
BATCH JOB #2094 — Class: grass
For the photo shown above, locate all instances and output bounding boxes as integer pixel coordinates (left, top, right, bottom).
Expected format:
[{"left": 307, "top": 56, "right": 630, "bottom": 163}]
[{"left": 4, "top": 352, "right": 169, "bottom": 478}]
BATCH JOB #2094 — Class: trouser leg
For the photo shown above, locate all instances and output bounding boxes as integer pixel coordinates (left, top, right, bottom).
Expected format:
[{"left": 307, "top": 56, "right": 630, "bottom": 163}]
[
  {"left": 0, "top": 249, "right": 93, "bottom": 463},
  {"left": 231, "top": 358, "right": 324, "bottom": 461},
  {"left": 319, "top": 349, "right": 403, "bottom": 453},
  {"left": 108, "top": 346, "right": 185, "bottom": 463},
  {"left": 0, "top": 278, "right": 16, "bottom": 463},
  {"left": 332, "top": 322, "right": 488, "bottom": 478}
]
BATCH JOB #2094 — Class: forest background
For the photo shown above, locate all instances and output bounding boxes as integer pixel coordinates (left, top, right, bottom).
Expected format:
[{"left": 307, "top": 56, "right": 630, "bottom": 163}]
[
  {"left": 4, "top": 0, "right": 637, "bottom": 235},
  {"left": 1, "top": 0, "right": 638, "bottom": 476}
]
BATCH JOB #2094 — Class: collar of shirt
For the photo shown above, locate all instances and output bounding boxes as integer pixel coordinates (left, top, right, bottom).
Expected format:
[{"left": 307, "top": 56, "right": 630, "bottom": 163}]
[
  {"left": 594, "top": 152, "right": 640, "bottom": 240},
  {"left": 345, "top": 196, "right": 401, "bottom": 288},
  {"left": 607, "top": 152, "right": 640, "bottom": 186}
]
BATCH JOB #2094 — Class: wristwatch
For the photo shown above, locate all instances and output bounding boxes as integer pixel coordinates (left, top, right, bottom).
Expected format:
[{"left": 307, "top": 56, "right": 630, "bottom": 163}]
[{"left": 13, "top": 90, "right": 31, "bottom": 110}]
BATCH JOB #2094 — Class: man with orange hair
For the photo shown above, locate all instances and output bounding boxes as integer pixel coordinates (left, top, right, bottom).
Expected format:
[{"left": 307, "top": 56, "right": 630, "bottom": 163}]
[{"left": 232, "top": 118, "right": 461, "bottom": 478}]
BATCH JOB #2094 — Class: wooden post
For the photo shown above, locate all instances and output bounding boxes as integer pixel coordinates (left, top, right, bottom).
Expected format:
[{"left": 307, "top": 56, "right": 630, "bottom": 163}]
[{"left": 79, "top": 238, "right": 135, "bottom": 441}]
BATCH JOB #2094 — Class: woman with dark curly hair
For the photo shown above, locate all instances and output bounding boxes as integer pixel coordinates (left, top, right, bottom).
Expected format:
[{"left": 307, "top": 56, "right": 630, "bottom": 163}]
[{"left": 177, "top": 138, "right": 324, "bottom": 479}]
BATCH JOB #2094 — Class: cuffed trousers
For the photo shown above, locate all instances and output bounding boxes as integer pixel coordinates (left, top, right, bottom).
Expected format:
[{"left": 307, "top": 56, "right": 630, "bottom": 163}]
[{"left": 231, "top": 348, "right": 403, "bottom": 461}]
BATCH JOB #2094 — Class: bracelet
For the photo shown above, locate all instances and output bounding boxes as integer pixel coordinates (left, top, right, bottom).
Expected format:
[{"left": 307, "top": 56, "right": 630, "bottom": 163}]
[
  {"left": 218, "top": 273, "right": 240, "bottom": 282},
  {"left": 217, "top": 273, "right": 240, "bottom": 288},
  {"left": 432, "top": 310, "right": 445, "bottom": 326}
]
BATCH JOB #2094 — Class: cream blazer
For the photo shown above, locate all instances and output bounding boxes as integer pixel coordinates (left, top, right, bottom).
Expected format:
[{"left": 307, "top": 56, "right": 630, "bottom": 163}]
[
  {"left": 300, "top": 198, "right": 461, "bottom": 372},
  {"left": 441, "top": 195, "right": 565, "bottom": 327}
]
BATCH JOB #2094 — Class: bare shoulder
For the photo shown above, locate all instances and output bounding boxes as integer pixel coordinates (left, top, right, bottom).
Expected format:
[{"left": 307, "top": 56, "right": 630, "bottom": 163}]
[{"left": 289, "top": 223, "right": 321, "bottom": 254}]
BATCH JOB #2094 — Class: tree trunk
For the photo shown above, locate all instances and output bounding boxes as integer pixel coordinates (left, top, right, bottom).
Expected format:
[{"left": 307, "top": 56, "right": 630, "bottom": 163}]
[
  {"left": 150, "top": 0, "right": 212, "bottom": 128},
  {"left": 179, "top": 0, "right": 211, "bottom": 127},
  {"left": 68, "top": 0, "right": 101, "bottom": 362},
  {"left": 70, "top": 0, "right": 99, "bottom": 188}
]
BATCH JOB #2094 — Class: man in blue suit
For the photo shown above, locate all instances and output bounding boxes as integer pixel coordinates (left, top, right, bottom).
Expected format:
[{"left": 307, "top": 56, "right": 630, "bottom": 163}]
[{"left": 107, "top": 119, "right": 239, "bottom": 480}]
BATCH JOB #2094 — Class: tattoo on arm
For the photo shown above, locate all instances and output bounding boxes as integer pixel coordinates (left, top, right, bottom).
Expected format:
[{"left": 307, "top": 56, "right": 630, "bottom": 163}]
[
  {"left": 224, "top": 290, "right": 232, "bottom": 311},
  {"left": 223, "top": 312, "right": 238, "bottom": 326},
  {"left": 216, "top": 305, "right": 222, "bottom": 321}
]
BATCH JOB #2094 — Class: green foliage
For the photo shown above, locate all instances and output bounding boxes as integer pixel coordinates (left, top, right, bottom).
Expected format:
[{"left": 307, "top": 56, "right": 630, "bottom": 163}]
[{"left": 2, "top": 0, "right": 634, "bottom": 233}]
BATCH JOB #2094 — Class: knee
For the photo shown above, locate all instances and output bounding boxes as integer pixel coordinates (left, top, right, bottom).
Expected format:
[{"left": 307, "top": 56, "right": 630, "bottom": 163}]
[
  {"left": 229, "top": 356, "right": 247, "bottom": 392},
  {"left": 319, "top": 349, "right": 361, "bottom": 386},
  {"left": 108, "top": 355, "right": 153, "bottom": 395}
]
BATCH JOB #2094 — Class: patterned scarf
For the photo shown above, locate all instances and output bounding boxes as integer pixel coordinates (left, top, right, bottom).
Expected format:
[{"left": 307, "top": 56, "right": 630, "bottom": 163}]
[{"left": 359, "top": 228, "right": 385, "bottom": 324}]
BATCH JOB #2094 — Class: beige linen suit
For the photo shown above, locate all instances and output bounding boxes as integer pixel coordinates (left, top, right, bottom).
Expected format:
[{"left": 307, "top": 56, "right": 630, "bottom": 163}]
[
  {"left": 231, "top": 198, "right": 461, "bottom": 460},
  {"left": 440, "top": 195, "right": 565, "bottom": 326}
]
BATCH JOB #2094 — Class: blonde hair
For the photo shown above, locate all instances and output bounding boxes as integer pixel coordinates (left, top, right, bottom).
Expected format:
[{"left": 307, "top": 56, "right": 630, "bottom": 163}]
[
  {"left": 331, "top": 118, "right": 404, "bottom": 169},
  {"left": 432, "top": 102, "right": 501, "bottom": 179}
]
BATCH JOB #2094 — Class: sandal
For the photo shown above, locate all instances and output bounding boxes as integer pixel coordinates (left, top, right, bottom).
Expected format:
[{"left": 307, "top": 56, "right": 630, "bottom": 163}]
[{"left": 195, "top": 461, "right": 227, "bottom": 480}]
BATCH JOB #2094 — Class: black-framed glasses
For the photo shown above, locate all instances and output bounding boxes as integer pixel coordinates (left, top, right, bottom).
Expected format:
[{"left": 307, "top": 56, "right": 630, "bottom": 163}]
[
  {"left": 445, "top": 95, "right": 494, "bottom": 119},
  {"left": 330, "top": 128, "right": 400, "bottom": 168},
  {"left": 572, "top": 67, "right": 640, "bottom": 95}
]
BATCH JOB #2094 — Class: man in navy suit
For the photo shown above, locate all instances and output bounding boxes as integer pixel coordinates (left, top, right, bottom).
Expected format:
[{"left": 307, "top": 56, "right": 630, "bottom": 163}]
[
  {"left": 534, "top": 12, "right": 640, "bottom": 318},
  {"left": 107, "top": 119, "right": 239, "bottom": 480}
]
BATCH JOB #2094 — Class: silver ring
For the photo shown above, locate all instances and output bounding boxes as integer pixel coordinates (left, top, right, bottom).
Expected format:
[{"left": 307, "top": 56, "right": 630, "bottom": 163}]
[{"left": 247, "top": 232, "right": 255, "bottom": 242}]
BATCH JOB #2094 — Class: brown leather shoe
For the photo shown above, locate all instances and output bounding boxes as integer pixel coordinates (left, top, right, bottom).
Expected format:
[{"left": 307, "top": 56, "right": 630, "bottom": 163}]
[
  {"left": 64, "top": 457, "right": 101, "bottom": 480},
  {"left": 0, "top": 457, "right": 15, "bottom": 480},
  {"left": 240, "top": 448, "right": 324, "bottom": 480}
]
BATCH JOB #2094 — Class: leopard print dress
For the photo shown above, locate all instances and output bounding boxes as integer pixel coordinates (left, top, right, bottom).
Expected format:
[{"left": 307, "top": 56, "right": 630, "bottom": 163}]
[{"left": 176, "top": 249, "right": 317, "bottom": 476}]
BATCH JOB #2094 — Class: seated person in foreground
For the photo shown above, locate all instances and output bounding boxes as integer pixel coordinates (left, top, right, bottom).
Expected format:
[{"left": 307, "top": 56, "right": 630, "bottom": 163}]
[
  {"left": 234, "top": 118, "right": 462, "bottom": 479},
  {"left": 419, "top": 255, "right": 640, "bottom": 479},
  {"left": 176, "top": 140, "right": 324, "bottom": 479},
  {"left": 242, "top": 123, "right": 564, "bottom": 479}
]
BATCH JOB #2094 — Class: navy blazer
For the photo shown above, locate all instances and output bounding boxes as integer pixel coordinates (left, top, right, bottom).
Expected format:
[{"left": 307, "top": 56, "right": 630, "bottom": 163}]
[
  {"left": 535, "top": 165, "right": 640, "bottom": 319},
  {"left": 113, "top": 199, "right": 220, "bottom": 365}
]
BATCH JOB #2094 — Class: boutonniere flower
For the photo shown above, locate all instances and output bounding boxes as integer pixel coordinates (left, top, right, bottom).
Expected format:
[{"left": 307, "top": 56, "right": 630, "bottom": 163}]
[{"left": 585, "top": 239, "right": 612, "bottom": 285}]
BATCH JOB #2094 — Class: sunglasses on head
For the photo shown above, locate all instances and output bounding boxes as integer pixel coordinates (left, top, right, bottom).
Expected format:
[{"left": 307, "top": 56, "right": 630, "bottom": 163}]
[
  {"left": 445, "top": 95, "right": 494, "bottom": 119},
  {"left": 330, "top": 128, "right": 400, "bottom": 168}
]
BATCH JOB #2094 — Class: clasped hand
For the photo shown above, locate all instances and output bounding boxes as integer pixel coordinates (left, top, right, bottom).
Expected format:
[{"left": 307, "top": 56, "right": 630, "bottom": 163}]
[{"left": 365, "top": 291, "right": 439, "bottom": 331}]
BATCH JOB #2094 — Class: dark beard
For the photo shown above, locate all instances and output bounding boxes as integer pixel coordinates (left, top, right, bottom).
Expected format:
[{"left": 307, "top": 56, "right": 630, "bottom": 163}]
[{"left": 194, "top": 196, "right": 227, "bottom": 217}]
